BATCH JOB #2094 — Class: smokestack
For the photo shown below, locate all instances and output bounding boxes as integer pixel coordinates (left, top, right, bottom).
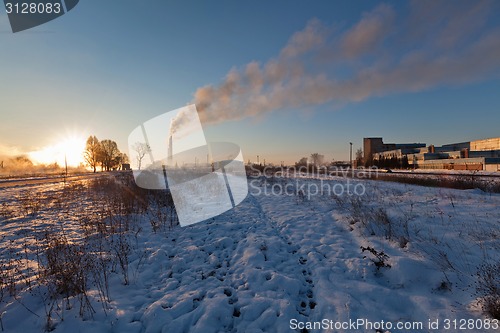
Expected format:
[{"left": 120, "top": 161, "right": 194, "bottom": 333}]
[{"left": 168, "top": 135, "right": 173, "bottom": 164}]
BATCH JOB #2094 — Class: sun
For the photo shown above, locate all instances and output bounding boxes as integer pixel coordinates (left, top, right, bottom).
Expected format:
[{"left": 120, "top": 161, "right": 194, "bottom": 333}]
[
  {"left": 29, "top": 134, "right": 86, "bottom": 168},
  {"left": 58, "top": 135, "right": 86, "bottom": 167}
]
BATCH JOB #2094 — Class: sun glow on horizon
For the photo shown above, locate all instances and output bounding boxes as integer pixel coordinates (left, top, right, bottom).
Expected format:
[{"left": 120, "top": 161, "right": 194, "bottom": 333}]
[{"left": 29, "top": 134, "right": 86, "bottom": 168}]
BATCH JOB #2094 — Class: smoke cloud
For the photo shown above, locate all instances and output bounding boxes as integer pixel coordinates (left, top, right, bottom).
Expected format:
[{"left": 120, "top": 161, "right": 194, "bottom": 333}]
[
  {"left": 186, "top": 0, "right": 500, "bottom": 127},
  {"left": 169, "top": 106, "right": 200, "bottom": 136}
]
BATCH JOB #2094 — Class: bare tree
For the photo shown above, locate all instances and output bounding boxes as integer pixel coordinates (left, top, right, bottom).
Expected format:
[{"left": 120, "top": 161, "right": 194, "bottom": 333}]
[
  {"left": 295, "top": 157, "right": 308, "bottom": 167},
  {"left": 121, "top": 153, "right": 129, "bottom": 164},
  {"left": 310, "top": 153, "right": 324, "bottom": 167},
  {"left": 132, "top": 142, "right": 150, "bottom": 170},
  {"left": 112, "top": 153, "right": 128, "bottom": 170},
  {"left": 99, "top": 140, "right": 121, "bottom": 171},
  {"left": 355, "top": 148, "right": 363, "bottom": 168},
  {"left": 84, "top": 136, "right": 100, "bottom": 173}
]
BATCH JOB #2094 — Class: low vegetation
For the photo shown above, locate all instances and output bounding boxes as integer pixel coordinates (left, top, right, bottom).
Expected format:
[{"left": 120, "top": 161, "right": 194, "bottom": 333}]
[
  {"left": 475, "top": 262, "right": 500, "bottom": 320},
  {"left": 0, "top": 172, "right": 178, "bottom": 331},
  {"left": 377, "top": 172, "right": 500, "bottom": 193},
  {"left": 331, "top": 180, "right": 500, "bottom": 319}
]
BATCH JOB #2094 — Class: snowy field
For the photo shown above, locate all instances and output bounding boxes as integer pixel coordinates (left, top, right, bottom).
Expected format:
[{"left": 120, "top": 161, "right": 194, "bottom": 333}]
[{"left": 0, "top": 173, "right": 499, "bottom": 332}]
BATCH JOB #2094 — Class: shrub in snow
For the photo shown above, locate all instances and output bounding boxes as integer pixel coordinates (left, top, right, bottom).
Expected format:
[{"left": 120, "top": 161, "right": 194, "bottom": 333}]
[
  {"left": 361, "top": 246, "right": 392, "bottom": 271},
  {"left": 475, "top": 262, "right": 500, "bottom": 319}
]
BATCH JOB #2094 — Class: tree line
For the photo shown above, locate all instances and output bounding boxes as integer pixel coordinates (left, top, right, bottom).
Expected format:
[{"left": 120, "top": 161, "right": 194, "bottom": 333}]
[{"left": 84, "top": 136, "right": 128, "bottom": 172}]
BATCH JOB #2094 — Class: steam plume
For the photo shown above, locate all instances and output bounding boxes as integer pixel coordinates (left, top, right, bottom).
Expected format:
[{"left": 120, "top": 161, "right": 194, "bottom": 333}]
[
  {"left": 169, "top": 106, "right": 199, "bottom": 136},
  {"left": 184, "top": 0, "right": 500, "bottom": 127}
]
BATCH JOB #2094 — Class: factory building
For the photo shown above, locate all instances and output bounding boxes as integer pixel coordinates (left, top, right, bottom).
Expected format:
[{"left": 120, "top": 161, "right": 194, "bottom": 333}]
[
  {"left": 363, "top": 138, "right": 426, "bottom": 164},
  {"left": 365, "top": 137, "right": 500, "bottom": 172}
]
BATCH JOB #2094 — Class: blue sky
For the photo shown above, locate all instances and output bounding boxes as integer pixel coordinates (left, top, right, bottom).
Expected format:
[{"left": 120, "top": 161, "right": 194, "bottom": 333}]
[{"left": 1, "top": 0, "right": 500, "bottom": 165}]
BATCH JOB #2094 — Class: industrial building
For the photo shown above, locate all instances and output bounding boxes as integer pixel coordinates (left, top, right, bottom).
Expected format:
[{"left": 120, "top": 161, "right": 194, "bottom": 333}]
[
  {"left": 363, "top": 138, "right": 426, "bottom": 165},
  {"left": 364, "top": 137, "right": 500, "bottom": 172}
]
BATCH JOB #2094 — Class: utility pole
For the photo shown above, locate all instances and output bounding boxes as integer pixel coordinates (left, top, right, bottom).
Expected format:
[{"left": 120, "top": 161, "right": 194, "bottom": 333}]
[
  {"left": 349, "top": 142, "right": 353, "bottom": 171},
  {"left": 64, "top": 154, "right": 68, "bottom": 182}
]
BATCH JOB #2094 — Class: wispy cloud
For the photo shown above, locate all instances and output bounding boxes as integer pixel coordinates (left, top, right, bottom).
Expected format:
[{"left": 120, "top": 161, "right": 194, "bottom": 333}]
[{"left": 190, "top": 0, "right": 500, "bottom": 127}]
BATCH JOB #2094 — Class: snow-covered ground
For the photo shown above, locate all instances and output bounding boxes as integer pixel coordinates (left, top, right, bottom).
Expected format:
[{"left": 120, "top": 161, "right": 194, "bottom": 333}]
[
  {"left": 389, "top": 169, "right": 500, "bottom": 176},
  {"left": 0, "top": 174, "right": 499, "bottom": 332}
]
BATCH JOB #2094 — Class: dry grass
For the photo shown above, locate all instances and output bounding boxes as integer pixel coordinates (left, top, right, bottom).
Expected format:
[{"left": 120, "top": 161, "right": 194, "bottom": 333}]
[
  {"left": 475, "top": 262, "right": 500, "bottom": 319},
  {"left": 0, "top": 172, "right": 179, "bottom": 331}
]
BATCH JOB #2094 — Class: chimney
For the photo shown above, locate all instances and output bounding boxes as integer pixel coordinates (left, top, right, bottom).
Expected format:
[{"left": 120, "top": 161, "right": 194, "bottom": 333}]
[
  {"left": 428, "top": 145, "right": 435, "bottom": 153},
  {"left": 168, "top": 135, "right": 173, "bottom": 164},
  {"left": 462, "top": 148, "right": 469, "bottom": 158}
]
